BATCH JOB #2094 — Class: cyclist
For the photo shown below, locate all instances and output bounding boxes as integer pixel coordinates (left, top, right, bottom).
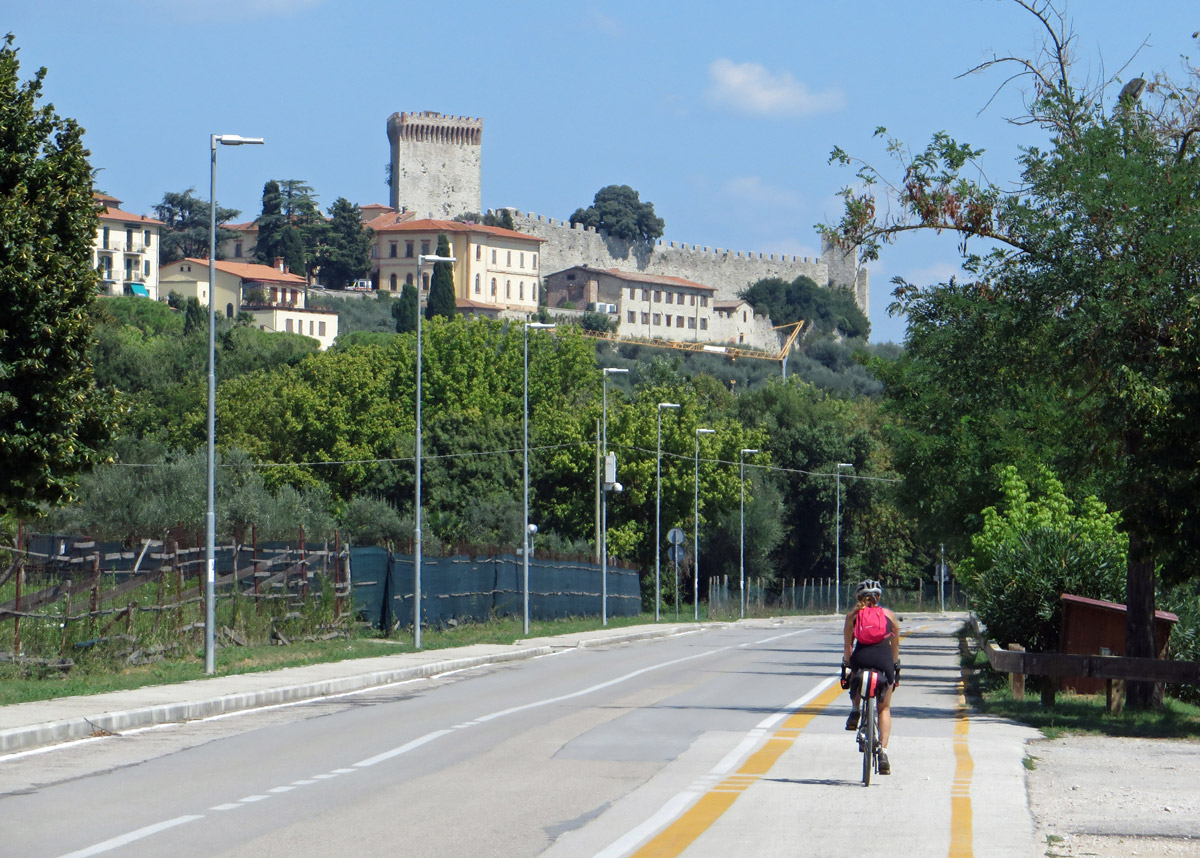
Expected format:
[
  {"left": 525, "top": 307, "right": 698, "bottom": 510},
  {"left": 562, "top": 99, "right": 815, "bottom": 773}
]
[{"left": 842, "top": 579, "right": 900, "bottom": 774}]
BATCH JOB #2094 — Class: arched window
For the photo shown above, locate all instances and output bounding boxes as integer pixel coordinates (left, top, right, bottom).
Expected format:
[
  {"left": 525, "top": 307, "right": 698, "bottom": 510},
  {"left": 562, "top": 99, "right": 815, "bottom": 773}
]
[
  {"left": 506, "top": 280, "right": 511, "bottom": 298},
  {"left": 422, "top": 273, "right": 430, "bottom": 290},
  {"left": 405, "top": 273, "right": 413, "bottom": 286},
  {"left": 519, "top": 281, "right": 524, "bottom": 301},
  {"left": 226, "top": 303, "right": 234, "bottom": 319},
  {"left": 474, "top": 274, "right": 481, "bottom": 294},
  {"left": 390, "top": 273, "right": 398, "bottom": 291},
  {"left": 491, "top": 278, "right": 497, "bottom": 296}
]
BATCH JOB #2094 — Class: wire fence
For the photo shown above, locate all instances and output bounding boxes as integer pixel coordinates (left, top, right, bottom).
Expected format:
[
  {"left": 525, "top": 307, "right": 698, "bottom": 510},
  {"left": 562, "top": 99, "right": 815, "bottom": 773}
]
[{"left": 706, "top": 576, "right": 969, "bottom": 619}]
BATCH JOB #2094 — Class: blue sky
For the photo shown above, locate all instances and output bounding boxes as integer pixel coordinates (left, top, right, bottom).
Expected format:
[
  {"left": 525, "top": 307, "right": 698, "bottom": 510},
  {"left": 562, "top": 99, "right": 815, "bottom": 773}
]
[{"left": 8, "top": 0, "right": 1196, "bottom": 343}]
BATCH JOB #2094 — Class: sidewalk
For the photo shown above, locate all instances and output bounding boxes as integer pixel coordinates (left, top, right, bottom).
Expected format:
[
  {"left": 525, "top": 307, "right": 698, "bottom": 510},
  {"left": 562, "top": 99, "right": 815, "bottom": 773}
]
[{"left": 0, "top": 624, "right": 702, "bottom": 754}]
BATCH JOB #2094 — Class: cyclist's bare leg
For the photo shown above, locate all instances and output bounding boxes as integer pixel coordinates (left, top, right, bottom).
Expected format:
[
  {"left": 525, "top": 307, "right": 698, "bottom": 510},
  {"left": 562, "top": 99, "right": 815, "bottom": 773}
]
[{"left": 878, "top": 684, "right": 893, "bottom": 748}]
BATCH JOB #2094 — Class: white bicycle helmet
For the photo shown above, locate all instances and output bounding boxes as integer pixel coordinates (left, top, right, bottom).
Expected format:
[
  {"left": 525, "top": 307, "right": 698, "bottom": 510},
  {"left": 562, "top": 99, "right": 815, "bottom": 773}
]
[{"left": 855, "top": 579, "right": 883, "bottom": 598}]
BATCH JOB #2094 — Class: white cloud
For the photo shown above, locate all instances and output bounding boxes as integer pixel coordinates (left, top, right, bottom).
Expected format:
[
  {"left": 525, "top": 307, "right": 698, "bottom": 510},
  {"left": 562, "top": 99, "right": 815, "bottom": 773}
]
[
  {"left": 587, "top": 8, "right": 624, "bottom": 37},
  {"left": 706, "top": 59, "right": 844, "bottom": 118}
]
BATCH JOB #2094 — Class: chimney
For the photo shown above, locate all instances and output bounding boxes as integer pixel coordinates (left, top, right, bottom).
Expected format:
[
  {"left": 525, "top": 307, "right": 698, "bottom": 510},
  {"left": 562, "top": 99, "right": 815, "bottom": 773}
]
[{"left": 274, "top": 256, "right": 287, "bottom": 273}]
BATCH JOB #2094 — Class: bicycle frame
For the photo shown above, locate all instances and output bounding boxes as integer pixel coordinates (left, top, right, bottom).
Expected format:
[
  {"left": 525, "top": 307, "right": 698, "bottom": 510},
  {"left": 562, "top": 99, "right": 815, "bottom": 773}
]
[{"left": 854, "top": 668, "right": 885, "bottom": 786}]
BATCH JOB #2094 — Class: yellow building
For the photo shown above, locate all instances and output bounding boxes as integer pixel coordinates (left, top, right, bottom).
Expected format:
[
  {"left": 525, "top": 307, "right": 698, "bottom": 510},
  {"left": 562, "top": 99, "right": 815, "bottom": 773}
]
[
  {"left": 367, "top": 216, "right": 545, "bottom": 317},
  {"left": 93, "top": 193, "right": 162, "bottom": 299},
  {"left": 160, "top": 258, "right": 338, "bottom": 350}
]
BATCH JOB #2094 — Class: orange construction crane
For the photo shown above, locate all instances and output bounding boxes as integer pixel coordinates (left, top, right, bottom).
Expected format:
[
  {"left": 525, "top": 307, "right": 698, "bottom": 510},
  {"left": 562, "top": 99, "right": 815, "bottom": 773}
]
[{"left": 574, "top": 320, "right": 806, "bottom": 376}]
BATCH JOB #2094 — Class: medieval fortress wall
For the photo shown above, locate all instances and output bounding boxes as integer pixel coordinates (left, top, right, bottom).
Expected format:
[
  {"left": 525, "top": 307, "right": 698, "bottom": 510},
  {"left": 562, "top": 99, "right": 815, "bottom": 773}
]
[
  {"left": 507, "top": 211, "right": 868, "bottom": 316},
  {"left": 387, "top": 111, "right": 482, "bottom": 219},
  {"left": 387, "top": 111, "right": 868, "bottom": 319}
]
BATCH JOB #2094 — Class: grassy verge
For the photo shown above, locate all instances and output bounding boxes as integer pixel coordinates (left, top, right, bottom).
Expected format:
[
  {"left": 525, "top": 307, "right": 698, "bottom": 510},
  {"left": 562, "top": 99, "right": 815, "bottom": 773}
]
[
  {"left": 960, "top": 638, "right": 1200, "bottom": 740},
  {"left": 0, "top": 612, "right": 669, "bottom": 706}
]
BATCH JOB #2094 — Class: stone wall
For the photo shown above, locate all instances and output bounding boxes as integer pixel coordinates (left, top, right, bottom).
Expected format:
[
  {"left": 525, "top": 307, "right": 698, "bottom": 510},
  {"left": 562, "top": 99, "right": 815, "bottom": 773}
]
[
  {"left": 506, "top": 210, "right": 868, "bottom": 317},
  {"left": 387, "top": 111, "right": 482, "bottom": 219}
]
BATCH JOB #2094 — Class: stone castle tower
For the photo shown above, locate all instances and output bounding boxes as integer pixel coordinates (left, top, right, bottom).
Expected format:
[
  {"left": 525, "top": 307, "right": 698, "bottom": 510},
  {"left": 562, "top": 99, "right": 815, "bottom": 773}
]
[
  {"left": 384, "top": 110, "right": 868, "bottom": 319},
  {"left": 386, "top": 111, "right": 482, "bottom": 219}
]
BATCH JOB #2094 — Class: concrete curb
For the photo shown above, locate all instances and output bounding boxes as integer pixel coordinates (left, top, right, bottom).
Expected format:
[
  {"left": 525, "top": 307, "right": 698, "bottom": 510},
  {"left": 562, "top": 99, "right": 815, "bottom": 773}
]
[{"left": 0, "top": 646, "right": 553, "bottom": 754}]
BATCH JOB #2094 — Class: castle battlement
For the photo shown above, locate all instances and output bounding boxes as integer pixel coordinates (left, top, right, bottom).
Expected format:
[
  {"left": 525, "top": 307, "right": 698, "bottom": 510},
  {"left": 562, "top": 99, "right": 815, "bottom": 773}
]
[{"left": 493, "top": 208, "right": 868, "bottom": 318}]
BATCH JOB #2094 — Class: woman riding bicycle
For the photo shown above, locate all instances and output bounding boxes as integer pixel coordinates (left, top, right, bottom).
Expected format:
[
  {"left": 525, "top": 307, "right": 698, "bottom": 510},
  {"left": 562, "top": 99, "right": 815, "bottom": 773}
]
[{"left": 842, "top": 579, "right": 900, "bottom": 774}]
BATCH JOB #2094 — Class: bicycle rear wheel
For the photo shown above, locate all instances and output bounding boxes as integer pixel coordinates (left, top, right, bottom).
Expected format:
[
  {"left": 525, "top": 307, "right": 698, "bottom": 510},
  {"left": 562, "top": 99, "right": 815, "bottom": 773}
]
[{"left": 861, "top": 698, "right": 873, "bottom": 786}]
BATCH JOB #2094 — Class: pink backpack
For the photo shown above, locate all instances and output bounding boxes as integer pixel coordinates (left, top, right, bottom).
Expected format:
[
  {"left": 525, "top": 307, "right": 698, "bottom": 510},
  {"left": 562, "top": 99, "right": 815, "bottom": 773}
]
[{"left": 854, "top": 605, "right": 889, "bottom": 645}]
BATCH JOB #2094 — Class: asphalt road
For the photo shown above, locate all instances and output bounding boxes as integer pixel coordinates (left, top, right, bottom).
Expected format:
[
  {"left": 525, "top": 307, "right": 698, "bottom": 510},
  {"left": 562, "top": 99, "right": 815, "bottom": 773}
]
[{"left": 0, "top": 616, "right": 1039, "bottom": 858}]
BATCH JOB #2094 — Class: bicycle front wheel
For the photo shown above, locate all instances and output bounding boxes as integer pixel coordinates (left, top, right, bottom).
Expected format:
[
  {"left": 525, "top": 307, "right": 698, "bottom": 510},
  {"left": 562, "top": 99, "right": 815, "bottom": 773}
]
[{"left": 861, "top": 699, "right": 873, "bottom": 786}]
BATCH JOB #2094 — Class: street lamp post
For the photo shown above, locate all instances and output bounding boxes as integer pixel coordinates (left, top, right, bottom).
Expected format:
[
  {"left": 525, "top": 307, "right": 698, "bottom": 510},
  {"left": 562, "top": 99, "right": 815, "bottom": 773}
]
[
  {"left": 413, "top": 252, "right": 456, "bottom": 649},
  {"left": 523, "top": 320, "right": 554, "bottom": 635},
  {"left": 693, "top": 428, "right": 715, "bottom": 621},
  {"left": 739, "top": 448, "right": 759, "bottom": 619},
  {"left": 835, "top": 462, "right": 854, "bottom": 614},
  {"left": 601, "top": 367, "right": 628, "bottom": 625},
  {"left": 206, "top": 133, "right": 263, "bottom": 676},
  {"left": 655, "top": 402, "right": 680, "bottom": 622}
]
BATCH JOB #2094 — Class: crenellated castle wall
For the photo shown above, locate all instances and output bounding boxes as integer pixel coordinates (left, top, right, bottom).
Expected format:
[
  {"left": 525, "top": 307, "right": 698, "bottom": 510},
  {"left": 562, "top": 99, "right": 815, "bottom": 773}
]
[
  {"left": 387, "top": 111, "right": 482, "bottom": 219},
  {"left": 503, "top": 210, "right": 869, "bottom": 317}
]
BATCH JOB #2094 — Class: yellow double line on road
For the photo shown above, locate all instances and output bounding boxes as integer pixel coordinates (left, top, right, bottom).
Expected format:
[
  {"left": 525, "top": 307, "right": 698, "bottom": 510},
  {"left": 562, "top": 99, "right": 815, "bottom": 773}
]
[
  {"left": 628, "top": 628, "right": 976, "bottom": 858},
  {"left": 628, "top": 681, "right": 845, "bottom": 857}
]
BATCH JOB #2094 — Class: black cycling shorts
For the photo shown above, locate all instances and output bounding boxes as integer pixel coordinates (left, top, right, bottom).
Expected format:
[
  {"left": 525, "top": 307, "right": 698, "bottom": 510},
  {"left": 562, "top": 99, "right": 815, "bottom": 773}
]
[{"left": 849, "top": 641, "right": 895, "bottom": 687}]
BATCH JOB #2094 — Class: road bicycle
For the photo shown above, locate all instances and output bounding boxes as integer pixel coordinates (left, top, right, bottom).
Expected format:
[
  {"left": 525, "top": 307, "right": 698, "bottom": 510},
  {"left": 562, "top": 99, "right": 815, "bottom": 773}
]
[{"left": 841, "top": 664, "right": 887, "bottom": 786}]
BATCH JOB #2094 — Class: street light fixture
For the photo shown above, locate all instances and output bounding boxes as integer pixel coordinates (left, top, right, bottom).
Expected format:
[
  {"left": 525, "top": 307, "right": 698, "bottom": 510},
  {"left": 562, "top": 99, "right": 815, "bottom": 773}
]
[
  {"left": 413, "top": 252, "right": 456, "bottom": 649},
  {"left": 739, "top": 448, "right": 759, "bottom": 619},
  {"left": 206, "top": 132, "right": 263, "bottom": 676},
  {"left": 693, "top": 428, "right": 716, "bottom": 621},
  {"left": 523, "top": 320, "right": 555, "bottom": 635},
  {"left": 601, "top": 367, "right": 628, "bottom": 625},
  {"left": 835, "top": 462, "right": 854, "bottom": 615},
  {"left": 655, "top": 402, "right": 680, "bottom": 622}
]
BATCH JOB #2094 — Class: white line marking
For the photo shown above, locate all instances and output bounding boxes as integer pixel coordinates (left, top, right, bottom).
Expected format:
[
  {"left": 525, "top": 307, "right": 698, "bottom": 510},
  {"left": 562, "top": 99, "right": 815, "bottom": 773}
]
[
  {"left": 54, "top": 814, "right": 203, "bottom": 858},
  {"left": 210, "top": 803, "right": 242, "bottom": 811},
  {"left": 592, "top": 792, "right": 700, "bottom": 858},
  {"left": 311, "top": 773, "right": 339, "bottom": 779},
  {"left": 238, "top": 794, "right": 269, "bottom": 802},
  {"left": 291, "top": 779, "right": 317, "bottom": 785},
  {"left": 711, "top": 676, "right": 838, "bottom": 775},
  {"left": 268, "top": 786, "right": 296, "bottom": 793},
  {"left": 330, "top": 768, "right": 357, "bottom": 774},
  {"left": 353, "top": 729, "right": 454, "bottom": 768}
]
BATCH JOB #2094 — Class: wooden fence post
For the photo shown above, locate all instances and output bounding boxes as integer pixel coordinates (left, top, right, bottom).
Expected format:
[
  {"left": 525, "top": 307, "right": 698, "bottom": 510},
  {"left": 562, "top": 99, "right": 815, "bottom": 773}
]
[
  {"left": 88, "top": 553, "right": 101, "bottom": 637},
  {"left": 59, "top": 579, "right": 73, "bottom": 658},
  {"left": 13, "top": 519, "right": 23, "bottom": 656},
  {"left": 1007, "top": 643, "right": 1025, "bottom": 700}
]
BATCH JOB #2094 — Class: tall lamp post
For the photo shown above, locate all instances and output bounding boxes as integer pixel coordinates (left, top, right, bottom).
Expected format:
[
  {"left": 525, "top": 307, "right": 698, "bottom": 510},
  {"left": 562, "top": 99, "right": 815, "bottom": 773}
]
[
  {"left": 739, "top": 448, "right": 759, "bottom": 619},
  {"left": 655, "top": 402, "right": 680, "bottom": 622},
  {"left": 834, "top": 462, "right": 854, "bottom": 614},
  {"left": 523, "top": 320, "right": 555, "bottom": 635},
  {"left": 206, "top": 133, "right": 263, "bottom": 676},
  {"left": 601, "top": 367, "right": 628, "bottom": 625},
  {"left": 693, "top": 428, "right": 715, "bottom": 621},
  {"left": 413, "top": 252, "right": 456, "bottom": 649}
]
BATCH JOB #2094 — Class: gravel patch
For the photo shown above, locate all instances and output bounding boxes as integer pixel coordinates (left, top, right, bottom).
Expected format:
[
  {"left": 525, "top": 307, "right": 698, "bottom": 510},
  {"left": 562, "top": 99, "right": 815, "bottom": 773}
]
[{"left": 1026, "top": 736, "right": 1200, "bottom": 857}]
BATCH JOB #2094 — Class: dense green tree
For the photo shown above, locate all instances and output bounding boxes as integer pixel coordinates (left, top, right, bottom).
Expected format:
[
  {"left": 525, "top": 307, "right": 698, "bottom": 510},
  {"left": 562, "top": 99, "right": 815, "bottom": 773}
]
[
  {"left": 960, "top": 466, "right": 1127, "bottom": 657},
  {"left": 316, "top": 197, "right": 374, "bottom": 289},
  {"left": 253, "top": 179, "right": 321, "bottom": 277},
  {"left": 392, "top": 284, "right": 418, "bottom": 333},
  {"left": 425, "top": 233, "right": 456, "bottom": 320},
  {"left": 453, "top": 209, "right": 516, "bottom": 231},
  {"left": 153, "top": 188, "right": 240, "bottom": 264},
  {"left": 0, "top": 35, "right": 115, "bottom": 515},
  {"left": 825, "top": 1, "right": 1200, "bottom": 706},
  {"left": 570, "top": 185, "right": 665, "bottom": 244},
  {"left": 741, "top": 274, "right": 869, "bottom": 338}
]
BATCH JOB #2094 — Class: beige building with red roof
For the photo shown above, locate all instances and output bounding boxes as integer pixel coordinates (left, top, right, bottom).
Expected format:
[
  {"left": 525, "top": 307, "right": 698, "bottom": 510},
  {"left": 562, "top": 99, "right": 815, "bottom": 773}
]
[
  {"left": 160, "top": 258, "right": 338, "bottom": 350},
  {"left": 366, "top": 216, "right": 545, "bottom": 317},
  {"left": 93, "top": 193, "right": 163, "bottom": 299},
  {"left": 544, "top": 266, "right": 717, "bottom": 342}
]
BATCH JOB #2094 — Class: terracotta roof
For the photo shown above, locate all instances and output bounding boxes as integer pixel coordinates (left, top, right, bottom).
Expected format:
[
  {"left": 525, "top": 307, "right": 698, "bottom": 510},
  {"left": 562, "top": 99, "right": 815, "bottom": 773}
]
[
  {"left": 97, "top": 205, "right": 163, "bottom": 226},
  {"left": 363, "top": 210, "right": 417, "bottom": 230},
  {"left": 359, "top": 203, "right": 395, "bottom": 213},
  {"left": 226, "top": 221, "right": 259, "bottom": 232},
  {"left": 370, "top": 217, "right": 545, "bottom": 243},
  {"left": 175, "top": 258, "right": 306, "bottom": 285},
  {"left": 93, "top": 191, "right": 122, "bottom": 205},
  {"left": 560, "top": 267, "right": 715, "bottom": 292}
]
